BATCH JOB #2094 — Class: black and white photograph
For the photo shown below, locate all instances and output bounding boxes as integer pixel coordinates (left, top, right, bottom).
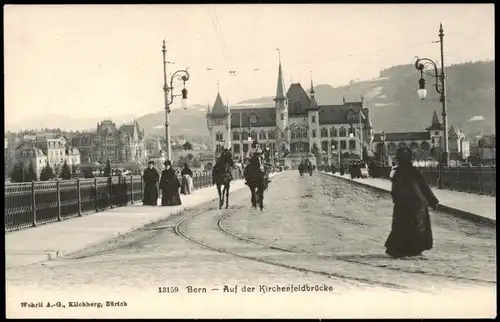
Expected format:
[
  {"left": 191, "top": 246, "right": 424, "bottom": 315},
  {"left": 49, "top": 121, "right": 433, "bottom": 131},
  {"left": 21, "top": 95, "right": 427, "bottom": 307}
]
[{"left": 4, "top": 4, "right": 495, "bottom": 318}]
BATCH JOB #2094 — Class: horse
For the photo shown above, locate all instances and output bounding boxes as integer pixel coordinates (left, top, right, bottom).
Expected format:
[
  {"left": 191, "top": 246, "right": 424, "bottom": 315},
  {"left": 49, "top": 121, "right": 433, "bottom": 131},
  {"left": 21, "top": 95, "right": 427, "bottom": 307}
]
[
  {"left": 212, "top": 149, "right": 235, "bottom": 209},
  {"left": 307, "top": 162, "right": 313, "bottom": 176},
  {"left": 244, "top": 154, "right": 269, "bottom": 211},
  {"left": 298, "top": 162, "right": 305, "bottom": 176}
]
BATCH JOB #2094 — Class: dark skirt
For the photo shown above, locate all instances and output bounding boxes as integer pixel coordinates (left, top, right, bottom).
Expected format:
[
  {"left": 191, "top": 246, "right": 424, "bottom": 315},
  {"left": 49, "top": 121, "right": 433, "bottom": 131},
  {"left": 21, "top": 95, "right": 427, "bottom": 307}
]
[
  {"left": 143, "top": 183, "right": 158, "bottom": 206},
  {"left": 161, "top": 188, "right": 182, "bottom": 206},
  {"left": 385, "top": 203, "right": 433, "bottom": 258}
]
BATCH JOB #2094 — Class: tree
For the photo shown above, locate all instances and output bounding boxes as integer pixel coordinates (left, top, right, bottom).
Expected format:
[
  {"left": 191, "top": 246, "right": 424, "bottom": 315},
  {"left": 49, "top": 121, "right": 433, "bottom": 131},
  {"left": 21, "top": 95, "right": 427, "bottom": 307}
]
[
  {"left": 71, "top": 164, "right": 77, "bottom": 175},
  {"left": 103, "top": 160, "right": 111, "bottom": 177},
  {"left": 40, "top": 164, "right": 55, "bottom": 181},
  {"left": 183, "top": 141, "right": 193, "bottom": 150},
  {"left": 59, "top": 161, "right": 72, "bottom": 180},
  {"left": 26, "top": 163, "right": 37, "bottom": 181},
  {"left": 10, "top": 161, "right": 25, "bottom": 183}
]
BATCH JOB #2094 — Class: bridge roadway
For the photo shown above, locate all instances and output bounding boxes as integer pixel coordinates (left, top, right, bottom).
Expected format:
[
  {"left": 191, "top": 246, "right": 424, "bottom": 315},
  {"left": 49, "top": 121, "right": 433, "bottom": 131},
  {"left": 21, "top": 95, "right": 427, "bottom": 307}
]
[{"left": 6, "top": 171, "right": 496, "bottom": 318}]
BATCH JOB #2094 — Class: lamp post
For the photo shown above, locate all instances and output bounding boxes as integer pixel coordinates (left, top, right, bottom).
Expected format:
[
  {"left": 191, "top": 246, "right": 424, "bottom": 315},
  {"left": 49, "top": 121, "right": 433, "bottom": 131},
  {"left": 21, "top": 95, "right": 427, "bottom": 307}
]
[
  {"left": 162, "top": 40, "right": 190, "bottom": 162},
  {"left": 414, "top": 23, "right": 448, "bottom": 167},
  {"left": 380, "top": 131, "right": 387, "bottom": 167}
]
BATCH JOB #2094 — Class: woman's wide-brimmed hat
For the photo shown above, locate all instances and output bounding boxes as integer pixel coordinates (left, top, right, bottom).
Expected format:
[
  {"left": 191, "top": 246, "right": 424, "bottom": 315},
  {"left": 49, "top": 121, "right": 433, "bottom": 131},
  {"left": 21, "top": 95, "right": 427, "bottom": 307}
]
[{"left": 396, "top": 146, "right": 413, "bottom": 162}]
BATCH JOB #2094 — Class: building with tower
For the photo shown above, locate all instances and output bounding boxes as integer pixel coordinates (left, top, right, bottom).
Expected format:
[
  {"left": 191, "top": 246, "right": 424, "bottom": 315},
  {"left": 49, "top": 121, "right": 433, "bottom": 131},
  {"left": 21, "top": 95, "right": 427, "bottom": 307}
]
[
  {"left": 206, "top": 58, "right": 372, "bottom": 167},
  {"left": 373, "top": 110, "right": 470, "bottom": 166}
]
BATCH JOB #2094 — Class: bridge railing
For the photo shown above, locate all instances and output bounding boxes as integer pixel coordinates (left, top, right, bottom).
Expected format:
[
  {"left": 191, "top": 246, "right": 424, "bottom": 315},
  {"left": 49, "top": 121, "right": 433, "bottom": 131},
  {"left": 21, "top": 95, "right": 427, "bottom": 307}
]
[
  {"left": 5, "top": 169, "right": 241, "bottom": 232},
  {"left": 320, "top": 165, "right": 495, "bottom": 197}
]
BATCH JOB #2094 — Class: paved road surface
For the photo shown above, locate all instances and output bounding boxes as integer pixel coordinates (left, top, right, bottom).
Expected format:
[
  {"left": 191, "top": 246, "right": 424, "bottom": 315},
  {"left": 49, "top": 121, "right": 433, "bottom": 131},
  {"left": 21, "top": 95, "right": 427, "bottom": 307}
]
[{"left": 6, "top": 171, "right": 496, "bottom": 317}]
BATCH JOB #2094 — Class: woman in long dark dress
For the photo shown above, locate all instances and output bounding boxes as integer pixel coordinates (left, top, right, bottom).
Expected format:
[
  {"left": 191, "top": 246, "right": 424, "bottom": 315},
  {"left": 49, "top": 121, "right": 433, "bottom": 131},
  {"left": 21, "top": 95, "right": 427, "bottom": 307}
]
[
  {"left": 142, "top": 161, "right": 159, "bottom": 206},
  {"left": 385, "top": 147, "right": 439, "bottom": 258},
  {"left": 159, "top": 160, "right": 182, "bottom": 206}
]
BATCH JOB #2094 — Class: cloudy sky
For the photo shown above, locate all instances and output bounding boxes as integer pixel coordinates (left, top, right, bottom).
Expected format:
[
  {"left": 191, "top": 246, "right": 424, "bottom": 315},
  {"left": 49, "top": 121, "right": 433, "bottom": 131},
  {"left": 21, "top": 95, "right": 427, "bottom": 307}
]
[{"left": 4, "top": 4, "right": 494, "bottom": 127}]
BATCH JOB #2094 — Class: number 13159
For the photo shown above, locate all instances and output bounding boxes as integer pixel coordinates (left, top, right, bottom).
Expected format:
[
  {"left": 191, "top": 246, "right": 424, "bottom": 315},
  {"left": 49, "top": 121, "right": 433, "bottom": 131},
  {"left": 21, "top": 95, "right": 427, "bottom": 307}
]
[{"left": 158, "top": 286, "right": 179, "bottom": 293}]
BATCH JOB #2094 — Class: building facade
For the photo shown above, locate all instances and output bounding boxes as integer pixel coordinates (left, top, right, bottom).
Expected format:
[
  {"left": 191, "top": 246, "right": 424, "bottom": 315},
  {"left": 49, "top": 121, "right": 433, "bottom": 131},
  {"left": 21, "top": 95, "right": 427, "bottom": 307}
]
[
  {"left": 14, "top": 141, "right": 48, "bottom": 180},
  {"left": 372, "top": 110, "right": 470, "bottom": 165},
  {"left": 206, "top": 60, "right": 372, "bottom": 167},
  {"left": 71, "top": 120, "right": 146, "bottom": 165}
]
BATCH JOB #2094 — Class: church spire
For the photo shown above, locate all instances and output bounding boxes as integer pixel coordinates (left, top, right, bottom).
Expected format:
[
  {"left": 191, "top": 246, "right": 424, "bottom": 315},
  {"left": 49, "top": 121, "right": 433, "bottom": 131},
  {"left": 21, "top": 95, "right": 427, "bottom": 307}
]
[
  {"left": 431, "top": 110, "right": 440, "bottom": 126},
  {"left": 274, "top": 49, "right": 286, "bottom": 102},
  {"left": 310, "top": 71, "right": 315, "bottom": 96}
]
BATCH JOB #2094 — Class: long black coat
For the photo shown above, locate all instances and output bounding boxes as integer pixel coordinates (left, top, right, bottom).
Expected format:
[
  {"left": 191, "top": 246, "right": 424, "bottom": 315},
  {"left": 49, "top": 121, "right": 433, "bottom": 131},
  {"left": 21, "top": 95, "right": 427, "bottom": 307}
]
[
  {"left": 142, "top": 168, "right": 159, "bottom": 206},
  {"left": 159, "top": 168, "right": 181, "bottom": 206},
  {"left": 385, "top": 165, "right": 439, "bottom": 257}
]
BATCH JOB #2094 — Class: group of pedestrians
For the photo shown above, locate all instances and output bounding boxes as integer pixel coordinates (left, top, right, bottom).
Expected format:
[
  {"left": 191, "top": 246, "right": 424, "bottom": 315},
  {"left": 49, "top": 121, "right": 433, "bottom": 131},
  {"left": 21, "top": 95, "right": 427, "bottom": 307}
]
[{"left": 142, "top": 161, "right": 195, "bottom": 207}]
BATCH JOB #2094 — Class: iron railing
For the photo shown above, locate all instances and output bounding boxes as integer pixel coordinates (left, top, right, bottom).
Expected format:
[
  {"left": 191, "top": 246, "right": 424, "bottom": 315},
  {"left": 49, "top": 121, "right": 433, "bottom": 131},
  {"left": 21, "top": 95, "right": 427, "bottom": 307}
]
[
  {"left": 322, "top": 164, "right": 495, "bottom": 197},
  {"left": 5, "top": 170, "right": 239, "bottom": 232}
]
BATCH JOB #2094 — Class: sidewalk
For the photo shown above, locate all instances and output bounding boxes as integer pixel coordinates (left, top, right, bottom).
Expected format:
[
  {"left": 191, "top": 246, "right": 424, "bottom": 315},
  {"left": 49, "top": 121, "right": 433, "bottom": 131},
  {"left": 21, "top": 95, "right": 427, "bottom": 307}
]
[
  {"left": 5, "top": 172, "right": 281, "bottom": 269},
  {"left": 320, "top": 172, "right": 496, "bottom": 226}
]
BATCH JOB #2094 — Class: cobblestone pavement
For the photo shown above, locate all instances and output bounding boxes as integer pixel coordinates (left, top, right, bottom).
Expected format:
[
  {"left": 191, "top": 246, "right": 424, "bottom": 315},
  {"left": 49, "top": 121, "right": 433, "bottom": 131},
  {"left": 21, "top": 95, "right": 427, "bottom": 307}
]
[{"left": 6, "top": 171, "right": 496, "bottom": 315}]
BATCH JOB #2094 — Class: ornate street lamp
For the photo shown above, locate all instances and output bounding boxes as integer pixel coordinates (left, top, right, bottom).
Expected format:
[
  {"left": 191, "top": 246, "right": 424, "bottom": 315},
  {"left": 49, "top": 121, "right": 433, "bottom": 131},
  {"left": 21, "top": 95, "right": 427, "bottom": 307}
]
[
  {"left": 162, "top": 40, "right": 190, "bottom": 163},
  {"left": 414, "top": 23, "right": 448, "bottom": 168}
]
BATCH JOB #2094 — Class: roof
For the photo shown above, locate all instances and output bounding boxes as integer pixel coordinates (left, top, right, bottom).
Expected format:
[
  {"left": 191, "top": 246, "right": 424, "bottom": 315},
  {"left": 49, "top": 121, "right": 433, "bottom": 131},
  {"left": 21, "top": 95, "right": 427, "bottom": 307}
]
[
  {"left": 210, "top": 93, "right": 228, "bottom": 117},
  {"left": 373, "top": 132, "right": 431, "bottom": 142},
  {"left": 230, "top": 107, "right": 276, "bottom": 128},
  {"left": 15, "top": 142, "right": 46, "bottom": 156},
  {"left": 426, "top": 110, "right": 443, "bottom": 131},
  {"left": 317, "top": 102, "right": 364, "bottom": 125},
  {"left": 287, "top": 83, "right": 311, "bottom": 115},
  {"left": 119, "top": 120, "right": 144, "bottom": 139}
]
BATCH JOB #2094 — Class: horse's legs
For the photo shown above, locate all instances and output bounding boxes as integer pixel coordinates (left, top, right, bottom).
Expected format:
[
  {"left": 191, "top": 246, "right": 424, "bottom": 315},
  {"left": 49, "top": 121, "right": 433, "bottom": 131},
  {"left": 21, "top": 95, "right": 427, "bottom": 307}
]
[
  {"left": 258, "top": 183, "right": 264, "bottom": 211},
  {"left": 249, "top": 185, "right": 256, "bottom": 208},
  {"left": 216, "top": 183, "right": 223, "bottom": 209},
  {"left": 225, "top": 182, "right": 230, "bottom": 209}
]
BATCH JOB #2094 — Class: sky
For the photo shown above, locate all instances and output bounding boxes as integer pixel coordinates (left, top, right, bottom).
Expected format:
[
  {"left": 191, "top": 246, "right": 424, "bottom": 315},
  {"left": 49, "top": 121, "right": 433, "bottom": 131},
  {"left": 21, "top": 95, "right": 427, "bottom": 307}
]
[{"left": 4, "top": 4, "right": 495, "bottom": 127}]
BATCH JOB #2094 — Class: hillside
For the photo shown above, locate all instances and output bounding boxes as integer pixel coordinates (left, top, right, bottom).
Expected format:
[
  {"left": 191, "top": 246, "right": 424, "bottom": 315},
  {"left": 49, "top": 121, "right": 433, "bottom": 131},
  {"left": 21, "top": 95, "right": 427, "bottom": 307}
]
[
  {"left": 238, "top": 60, "right": 495, "bottom": 139},
  {"left": 134, "top": 105, "right": 211, "bottom": 145}
]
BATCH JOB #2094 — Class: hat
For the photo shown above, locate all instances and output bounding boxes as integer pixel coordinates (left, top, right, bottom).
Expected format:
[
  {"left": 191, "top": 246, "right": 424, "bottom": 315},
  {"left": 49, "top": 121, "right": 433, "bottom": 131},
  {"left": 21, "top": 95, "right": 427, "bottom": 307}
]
[
  {"left": 164, "top": 160, "right": 172, "bottom": 166},
  {"left": 396, "top": 146, "right": 413, "bottom": 163},
  {"left": 148, "top": 161, "right": 155, "bottom": 165}
]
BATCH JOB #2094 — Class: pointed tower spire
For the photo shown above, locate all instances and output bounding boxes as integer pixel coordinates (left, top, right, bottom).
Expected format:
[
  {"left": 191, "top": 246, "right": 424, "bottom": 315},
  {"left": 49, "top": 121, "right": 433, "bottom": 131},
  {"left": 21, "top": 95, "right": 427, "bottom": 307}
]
[
  {"left": 274, "top": 49, "right": 286, "bottom": 102},
  {"left": 310, "top": 71, "right": 315, "bottom": 96},
  {"left": 431, "top": 110, "right": 440, "bottom": 125},
  {"left": 217, "top": 80, "right": 220, "bottom": 93}
]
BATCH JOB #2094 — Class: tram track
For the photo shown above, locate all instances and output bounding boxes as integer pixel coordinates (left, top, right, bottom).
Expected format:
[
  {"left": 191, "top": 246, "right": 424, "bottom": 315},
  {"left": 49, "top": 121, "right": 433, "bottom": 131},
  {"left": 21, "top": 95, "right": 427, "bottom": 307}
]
[
  {"left": 218, "top": 210, "right": 496, "bottom": 286},
  {"left": 174, "top": 205, "right": 416, "bottom": 291}
]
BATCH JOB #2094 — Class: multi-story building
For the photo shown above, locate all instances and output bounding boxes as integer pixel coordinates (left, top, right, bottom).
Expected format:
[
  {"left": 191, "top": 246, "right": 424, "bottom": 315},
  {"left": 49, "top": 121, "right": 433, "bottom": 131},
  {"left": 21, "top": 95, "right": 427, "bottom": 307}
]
[
  {"left": 206, "top": 59, "right": 372, "bottom": 167},
  {"left": 71, "top": 119, "right": 146, "bottom": 165},
  {"left": 14, "top": 141, "right": 48, "bottom": 180},
  {"left": 34, "top": 133, "right": 69, "bottom": 171},
  {"left": 478, "top": 135, "right": 496, "bottom": 162},
  {"left": 373, "top": 111, "right": 470, "bottom": 165}
]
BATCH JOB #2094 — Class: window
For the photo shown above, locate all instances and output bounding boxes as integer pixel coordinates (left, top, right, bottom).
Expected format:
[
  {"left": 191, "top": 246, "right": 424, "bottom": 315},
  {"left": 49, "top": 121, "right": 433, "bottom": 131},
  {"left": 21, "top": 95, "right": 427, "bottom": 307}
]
[
  {"left": 243, "top": 144, "right": 249, "bottom": 153},
  {"left": 249, "top": 115, "right": 258, "bottom": 125},
  {"left": 320, "top": 128, "right": 328, "bottom": 138},
  {"left": 434, "top": 131, "right": 439, "bottom": 135},
  {"left": 340, "top": 140, "right": 347, "bottom": 150},
  {"left": 349, "top": 128, "right": 356, "bottom": 137},
  {"left": 250, "top": 131, "right": 257, "bottom": 140},
  {"left": 330, "top": 128, "right": 337, "bottom": 137},
  {"left": 349, "top": 140, "right": 356, "bottom": 150},
  {"left": 312, "top": 130, "right": 317, "bottom": 138},
  {"left": 215, "top": 132, "right": 224, "bottom": 142},
  {"left": 233, "top": 144, "right": 240, "bottom": 154},
  {"left": 233, "top": 131, "right": 240, "bottom": 141},
  {"left": 268, "top": 130, "right": 276, "bottom": 139},
  {"left": 242, "top": 131, "right": 249, "bottom": 141},
  {"left": 260, "top": 130, "right": 266, "bottom": 140},
  {"left": 311, "top": 115, "right": 316, "bottom": 123},
  {"left": 339, "top": 127, "right": 347, "bottom": 137},
  {"left": 280, "top": 113, "right": 284, "bottom": 120}
]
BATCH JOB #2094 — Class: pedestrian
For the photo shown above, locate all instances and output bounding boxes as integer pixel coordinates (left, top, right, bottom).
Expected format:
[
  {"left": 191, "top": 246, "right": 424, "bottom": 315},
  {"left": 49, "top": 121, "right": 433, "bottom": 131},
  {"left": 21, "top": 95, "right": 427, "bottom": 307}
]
[
  {"left": 142, "top": 161, "right": 159, "bottom": 206},
  {"left": 180, "top": 163, "right": 193, "bottom": 195},
  {"left": 159, "top": 160, "right": 182, "bottom": 206},
  {"left": 384, "top": 147, "right": 439, "bottom": 258}
]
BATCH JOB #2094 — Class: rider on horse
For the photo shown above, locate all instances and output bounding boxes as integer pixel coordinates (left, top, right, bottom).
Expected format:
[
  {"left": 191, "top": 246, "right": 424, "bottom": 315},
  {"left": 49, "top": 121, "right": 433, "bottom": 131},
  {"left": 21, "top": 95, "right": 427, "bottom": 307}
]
[{"left": 244, "top": 140, "right": 271, "bottom": 186}]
